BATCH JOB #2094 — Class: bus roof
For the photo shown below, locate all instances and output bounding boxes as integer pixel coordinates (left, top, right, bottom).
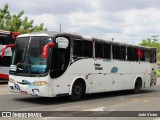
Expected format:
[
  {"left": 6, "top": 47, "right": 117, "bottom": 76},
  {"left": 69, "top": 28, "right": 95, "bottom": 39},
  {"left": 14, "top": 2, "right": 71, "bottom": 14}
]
[
  {"left": 0, "top": 30, "right": 11, "bottom": 35},
  {"left": 17, "top": 31, "right": 156, "bottom": 51},
  {"left": 0, "top": 30, "right": 20, "bottom": 39}
]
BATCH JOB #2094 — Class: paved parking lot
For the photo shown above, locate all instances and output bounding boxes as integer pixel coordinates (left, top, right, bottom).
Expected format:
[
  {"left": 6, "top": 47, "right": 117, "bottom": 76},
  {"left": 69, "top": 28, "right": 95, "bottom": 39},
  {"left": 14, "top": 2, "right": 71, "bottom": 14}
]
[
  {"left": 0, "top": 83, "right": 10, "bottom": 95},
  {"left": 0, "top": 78, "right": 160, "bottom": 120}
]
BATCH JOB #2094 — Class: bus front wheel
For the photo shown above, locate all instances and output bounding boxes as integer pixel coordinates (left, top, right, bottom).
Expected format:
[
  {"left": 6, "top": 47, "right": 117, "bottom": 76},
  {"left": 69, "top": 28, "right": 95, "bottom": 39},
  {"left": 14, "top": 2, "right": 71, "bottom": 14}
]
[
  {"left": 132, "top": 78, "right": 141, "bottom": 94},
  {"left": 70, "top": 80, "right": 85, "bottom": 101}
]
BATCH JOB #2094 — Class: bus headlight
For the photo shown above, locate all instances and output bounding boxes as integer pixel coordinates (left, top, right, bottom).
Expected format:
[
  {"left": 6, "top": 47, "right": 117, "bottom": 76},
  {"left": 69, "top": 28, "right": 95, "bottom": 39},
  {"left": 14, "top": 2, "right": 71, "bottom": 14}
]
[
  {"left": 9, "top": 78, "right": 15, "bottom": 83},
  {"left": 32, "top": 81, "right": 47, "bottom": 86}
]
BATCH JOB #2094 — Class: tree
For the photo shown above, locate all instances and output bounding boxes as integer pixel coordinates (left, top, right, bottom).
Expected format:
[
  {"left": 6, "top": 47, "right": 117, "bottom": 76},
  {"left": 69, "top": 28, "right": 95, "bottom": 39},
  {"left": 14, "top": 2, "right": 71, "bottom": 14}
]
[
  {"left": 139, "top": 38, "right": 160, "bottom": 52},
  {"left": 157, "top": 53, "right": 160, "bottom": 62},
  {"left": 0, "top": 4, "right": 47, "bottom": 33}
]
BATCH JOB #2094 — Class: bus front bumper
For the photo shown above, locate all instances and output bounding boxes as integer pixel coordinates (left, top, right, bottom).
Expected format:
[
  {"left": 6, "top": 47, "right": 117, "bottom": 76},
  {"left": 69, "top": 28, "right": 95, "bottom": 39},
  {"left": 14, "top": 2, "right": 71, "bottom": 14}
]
[{"left": 8, "top": 82, "right": 50, "bottom": 97}]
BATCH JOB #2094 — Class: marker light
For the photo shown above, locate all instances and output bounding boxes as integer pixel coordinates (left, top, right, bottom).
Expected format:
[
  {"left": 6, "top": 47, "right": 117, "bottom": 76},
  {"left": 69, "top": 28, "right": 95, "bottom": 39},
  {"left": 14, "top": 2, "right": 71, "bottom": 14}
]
[
  {"left": 32, "top": 81, "right": 47, "bottom": 86},
  {"left": 137, "top": 49, "right": 143, "bottom": 58}
]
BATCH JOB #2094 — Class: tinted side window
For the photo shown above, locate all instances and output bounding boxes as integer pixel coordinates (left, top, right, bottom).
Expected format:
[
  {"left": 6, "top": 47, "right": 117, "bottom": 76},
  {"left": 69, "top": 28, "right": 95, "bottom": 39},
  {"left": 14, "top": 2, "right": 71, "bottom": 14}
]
[
  {"left": 95, "top": 42, "right": 103, "bottom": 58},
  {"left": 0, "top": 35, "right": 14, "bottom": 45},
  {"left": 112, "top": 45, "right": 121, "bottom": 59},
  {"left": 103, "top": 43, "right": 111, "bottom": 59},
  {"left": 127, "top": 47, "right": 138, "bottom": 61},
  {"left": 144, "top": 50, "right": 150, "bottom": 62},
  {"left": 150, "top": 51, "right": 156, "bottom": 63},
  {"left": 127, "top": 47, "right": 133, "bottom": 61},
  {"left": 73, "top": 40, "right": 93, "bottom": 58},
  {"left": 121, "top": 46, "right": 126, "bottom": 60},
  {"left": 141, "top": 49, "right": 145, "bottom": 61},
  {"left": 133, "top": 48, "right": 138, "bottom": 61},
  {"left": 73, "top": 40, "right": 83, "bottom": 57},
  {"left": 84, "top": 41, "right": 93, "bottom": 57}
]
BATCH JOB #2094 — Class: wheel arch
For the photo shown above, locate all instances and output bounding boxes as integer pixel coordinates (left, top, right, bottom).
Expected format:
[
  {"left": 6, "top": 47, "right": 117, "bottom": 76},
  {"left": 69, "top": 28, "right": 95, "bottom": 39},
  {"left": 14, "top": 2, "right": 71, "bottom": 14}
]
[
  {"left": 134, "top": 76, "right": 142, "bottom": 88},
  {"left": 69, "top": 76, "right": 86, "bottom": 95}
]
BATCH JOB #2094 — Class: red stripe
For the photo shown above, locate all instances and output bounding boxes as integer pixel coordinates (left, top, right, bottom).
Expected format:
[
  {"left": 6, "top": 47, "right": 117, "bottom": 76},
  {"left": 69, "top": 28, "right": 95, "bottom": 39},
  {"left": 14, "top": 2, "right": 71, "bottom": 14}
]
[{"left": 0, "top": 74, "right": 9, "bottom": 79}]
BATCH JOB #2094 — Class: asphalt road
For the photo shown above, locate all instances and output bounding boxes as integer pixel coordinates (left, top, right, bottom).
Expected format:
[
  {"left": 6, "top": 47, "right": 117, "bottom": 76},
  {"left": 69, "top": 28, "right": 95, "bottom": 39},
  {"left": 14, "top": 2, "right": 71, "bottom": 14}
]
[{"left": 0, "top": 79, "right": 160, "bottom": 120}]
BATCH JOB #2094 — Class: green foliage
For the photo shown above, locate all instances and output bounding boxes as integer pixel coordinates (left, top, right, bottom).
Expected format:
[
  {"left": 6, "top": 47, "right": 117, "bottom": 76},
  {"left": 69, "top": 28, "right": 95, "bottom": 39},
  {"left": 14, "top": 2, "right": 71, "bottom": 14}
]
[
  {"left": 157, "top": 53, "right": 160, "bottom": 62},
  {"left": 156, "top": 69, "right": 160, "bottom": 76},
  {"left": 139, "top": 38, "right": 160, "bottom": 52},
  {"left": 0, "top": 3, "right": 47, "bottom": 33}
]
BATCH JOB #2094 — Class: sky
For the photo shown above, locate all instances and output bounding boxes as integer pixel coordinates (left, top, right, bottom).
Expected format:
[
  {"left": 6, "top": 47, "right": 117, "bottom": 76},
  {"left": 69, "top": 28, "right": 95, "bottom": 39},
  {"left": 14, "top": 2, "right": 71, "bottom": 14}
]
[{"left": 0, "top": 0, "right": 160, "bottom": 44}]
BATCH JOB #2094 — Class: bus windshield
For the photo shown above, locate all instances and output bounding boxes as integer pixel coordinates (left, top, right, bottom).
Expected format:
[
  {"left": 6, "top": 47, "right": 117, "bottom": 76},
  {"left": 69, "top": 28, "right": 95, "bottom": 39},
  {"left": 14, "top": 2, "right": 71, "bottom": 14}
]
[{"left": 11, "top": 36, "right": 52, "bottom": 75}]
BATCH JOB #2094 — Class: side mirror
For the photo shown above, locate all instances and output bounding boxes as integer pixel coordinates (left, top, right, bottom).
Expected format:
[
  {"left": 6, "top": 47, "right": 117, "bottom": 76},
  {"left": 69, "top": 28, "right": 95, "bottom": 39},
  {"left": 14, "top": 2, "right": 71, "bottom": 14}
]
[
  {"left": 1, "top": 44, "right": 15, "bottom": 58},
  {"left": 42, "top": 43, "right": 56, "bottom": 58}
]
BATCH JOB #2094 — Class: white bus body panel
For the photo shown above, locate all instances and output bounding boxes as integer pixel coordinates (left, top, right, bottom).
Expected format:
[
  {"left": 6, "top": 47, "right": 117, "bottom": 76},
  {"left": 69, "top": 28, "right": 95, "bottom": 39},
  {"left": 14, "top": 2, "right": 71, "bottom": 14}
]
[{"left": 8, "top": 58, "right": 156, "bottom": 97}]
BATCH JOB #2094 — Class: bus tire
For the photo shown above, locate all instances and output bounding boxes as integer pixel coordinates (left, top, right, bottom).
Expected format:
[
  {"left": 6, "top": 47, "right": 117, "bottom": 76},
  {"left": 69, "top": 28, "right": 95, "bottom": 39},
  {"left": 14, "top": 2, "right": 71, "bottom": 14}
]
[
  {"left": 132, "top": 78, "right": 141, "bottom": 94},
  {"left": 70, "top": 80, "right": 85, "bottom": 101}
]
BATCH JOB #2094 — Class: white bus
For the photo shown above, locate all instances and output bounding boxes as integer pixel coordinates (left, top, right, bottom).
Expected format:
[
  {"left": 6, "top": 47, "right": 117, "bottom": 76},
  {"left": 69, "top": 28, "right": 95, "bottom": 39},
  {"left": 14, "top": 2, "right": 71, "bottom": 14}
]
[
  {"left": 2, "top": 32, "right": 157, "bottom": 100},
  {"left": 0, "top": 30, "right": 20, "bottom": 81}
]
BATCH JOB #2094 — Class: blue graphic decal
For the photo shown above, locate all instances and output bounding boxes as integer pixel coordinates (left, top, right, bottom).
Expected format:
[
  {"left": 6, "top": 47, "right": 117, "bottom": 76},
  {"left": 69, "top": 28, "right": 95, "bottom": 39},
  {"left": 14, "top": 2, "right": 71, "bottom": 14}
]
[
  {"left": 20, "top": 80, "right": 39, "bottom": 91},
  {"left": 22, "top": 80, "right": 32, "bottom": 84},
  {"left": 111, "top": 67, "right": 118, "bottom": 73}
]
